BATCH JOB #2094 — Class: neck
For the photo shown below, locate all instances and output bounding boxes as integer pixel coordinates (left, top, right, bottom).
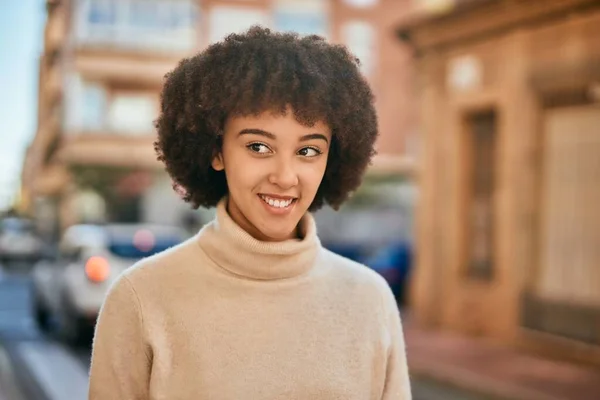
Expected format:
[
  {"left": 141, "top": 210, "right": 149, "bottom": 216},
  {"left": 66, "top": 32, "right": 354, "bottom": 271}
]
[{"left": 196, "top": 198, "right": 320, "bottom": 280}]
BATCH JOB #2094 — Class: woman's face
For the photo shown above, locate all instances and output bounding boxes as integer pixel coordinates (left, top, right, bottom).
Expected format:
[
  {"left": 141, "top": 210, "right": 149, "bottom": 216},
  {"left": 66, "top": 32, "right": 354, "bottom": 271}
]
[{"left": 212, "top": 110, "right": 331, "bottom": 242}]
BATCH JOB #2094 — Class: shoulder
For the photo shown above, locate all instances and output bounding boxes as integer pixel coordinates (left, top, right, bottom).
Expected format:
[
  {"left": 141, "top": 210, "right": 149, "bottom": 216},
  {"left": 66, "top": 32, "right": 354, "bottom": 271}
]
[
  {"left": 117, "top": 235, "right": 204, "bottom": 293},
  {"left": 317, "top": 248, "right": 401, "bottom": 337},
  {"left": 319, "top": 248, "right": 395, "bottom": 304}
]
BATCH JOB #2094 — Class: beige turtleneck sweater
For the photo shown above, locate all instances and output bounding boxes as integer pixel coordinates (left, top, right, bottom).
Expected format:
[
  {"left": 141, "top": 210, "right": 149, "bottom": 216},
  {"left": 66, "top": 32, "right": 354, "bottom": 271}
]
[{"left": 89, "top": 200, "right": 411, "bottom": 399}]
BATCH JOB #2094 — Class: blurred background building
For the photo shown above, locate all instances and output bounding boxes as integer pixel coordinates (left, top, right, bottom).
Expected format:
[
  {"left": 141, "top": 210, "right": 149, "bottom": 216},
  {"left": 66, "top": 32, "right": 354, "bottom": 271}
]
[
  {"left": 399, "top": 0, "right": 600, "bottom": 367},
  {"left": 1, "top": 1, "right": 600, "bottom": 398},
  {"left": 19, "top": 0, "right": 418, "bottom": 242}
]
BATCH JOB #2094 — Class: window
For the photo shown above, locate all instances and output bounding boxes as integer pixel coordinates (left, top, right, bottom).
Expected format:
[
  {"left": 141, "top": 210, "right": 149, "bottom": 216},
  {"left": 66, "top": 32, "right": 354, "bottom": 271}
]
[
  {"left": 76, "top": 0, "right": 198, "bottom": 52},
  {"left": 64, "top": 74, "right": 107, "bottom": 132},
  {"left": 341, "top": 20, "right": 376, "bottom": 77},
  {"left": 342, "top": 0, "right": 378, "bottom": 7},
  {"left": 273, "top": 0, "right": 329, "bottom": 37},
  {"left": 129, "top": 1, "right": 161, "bottom": 29},
  {"left": 209, "top": 6, "right": 270, "bottom": 44},
  {"left": 81, "top": 83, "right": 108, "bottom": 130},
  {"left": 64, "top": 74, "right": 157, "bottom": 135},
  {"left": 88, "top": 0, "right": 116, "bottom": 24},
  {"left": 463, "top": 110, "right": 497, "bottom": 280},
  {"left": 107, "top": 93, "right": 157, "bottom": 135},
  {"left": 537, "top": 105, "right": 600, "bottom": 306}
]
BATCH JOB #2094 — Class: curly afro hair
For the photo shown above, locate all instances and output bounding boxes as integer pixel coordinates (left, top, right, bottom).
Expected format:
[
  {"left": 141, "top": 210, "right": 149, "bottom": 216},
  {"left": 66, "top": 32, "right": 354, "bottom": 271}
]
[{"left": 154, "top": 26, "right": 378, "bottom": 211}]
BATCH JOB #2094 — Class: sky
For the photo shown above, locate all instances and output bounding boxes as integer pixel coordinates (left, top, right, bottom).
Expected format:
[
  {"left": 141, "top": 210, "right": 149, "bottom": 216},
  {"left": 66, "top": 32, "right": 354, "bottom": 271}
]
[{"left": 0, "top": 1, "right": 45, "bottom": 211}]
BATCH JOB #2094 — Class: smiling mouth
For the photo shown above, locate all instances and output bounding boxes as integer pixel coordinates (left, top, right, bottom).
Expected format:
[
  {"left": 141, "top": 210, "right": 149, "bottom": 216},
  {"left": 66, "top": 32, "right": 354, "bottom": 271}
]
[{"left": 258, "top": 194, "right": 297, "bottom": 209}]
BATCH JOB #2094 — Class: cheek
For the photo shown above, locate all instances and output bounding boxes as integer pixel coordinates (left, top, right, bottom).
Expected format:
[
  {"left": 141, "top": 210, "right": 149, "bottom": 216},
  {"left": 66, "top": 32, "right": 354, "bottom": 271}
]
[
  {"left": 224, "top": 158, "right": 264, "bottom": 191},
  {"left": 300, "top": 159, "right": 328, "bottom": 191}
]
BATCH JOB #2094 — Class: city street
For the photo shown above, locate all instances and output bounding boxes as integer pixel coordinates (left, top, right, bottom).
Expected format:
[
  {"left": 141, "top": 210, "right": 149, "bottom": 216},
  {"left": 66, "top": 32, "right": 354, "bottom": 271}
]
[
  {"left": 1, "top": 0, "right": 598, "bottom": 398},
  {"left": 0, "top": 267, "right": 491, "bottom": 400},
  {"left": 0, "top": 269, "right": 89, "bottom": 400}
]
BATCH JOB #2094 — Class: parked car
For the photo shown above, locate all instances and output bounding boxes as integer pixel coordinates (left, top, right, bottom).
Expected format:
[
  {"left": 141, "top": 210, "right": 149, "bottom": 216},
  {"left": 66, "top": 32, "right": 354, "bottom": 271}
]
[
  {"left": 0, "top": 217, "right": 46, "bottom": 268},
  {"left": 31, "top": 223, "right": 187, "bottom": 342},
  {"left": 322, "top": 242, "right": 368, "bottom": 264},
  {"left": 324, "top": 240, "right": 413, "bottom": 305},
  {"left": 363, "top": 242, "right": 413, "bottom": 304}
]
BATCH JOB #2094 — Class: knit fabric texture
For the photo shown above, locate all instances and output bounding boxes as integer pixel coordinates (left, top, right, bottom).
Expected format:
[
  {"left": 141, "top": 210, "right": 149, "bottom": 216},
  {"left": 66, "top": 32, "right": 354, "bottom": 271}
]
[{"left": 89, "top": 199, "right": 411, "bottom": 399}]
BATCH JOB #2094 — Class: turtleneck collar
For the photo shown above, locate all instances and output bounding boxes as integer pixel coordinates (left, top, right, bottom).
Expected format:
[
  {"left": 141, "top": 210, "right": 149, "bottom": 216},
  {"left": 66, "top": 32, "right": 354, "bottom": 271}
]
[{"left": 196, "top": 198, "right": 321, "bottom": 280}]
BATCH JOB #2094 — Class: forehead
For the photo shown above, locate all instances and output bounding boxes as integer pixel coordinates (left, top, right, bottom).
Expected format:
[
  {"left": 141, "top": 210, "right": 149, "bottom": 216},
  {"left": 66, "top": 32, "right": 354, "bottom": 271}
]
[{"left": 225, "top": 109, "right": 331, "bottom": 136}]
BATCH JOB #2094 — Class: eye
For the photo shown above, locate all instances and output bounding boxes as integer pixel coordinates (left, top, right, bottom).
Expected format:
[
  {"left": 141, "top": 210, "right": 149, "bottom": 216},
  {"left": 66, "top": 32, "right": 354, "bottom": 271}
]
[
  {"left": 297, "top": 146, "right": 322, "bottom": 157},
  {"left": 246, "top": 142, "right": 272, "bottom": 154}
]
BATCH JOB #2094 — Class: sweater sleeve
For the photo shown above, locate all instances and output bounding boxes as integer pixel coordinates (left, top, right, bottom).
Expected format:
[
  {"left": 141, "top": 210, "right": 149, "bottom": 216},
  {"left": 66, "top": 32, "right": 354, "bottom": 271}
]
[
  {"left": 89, "top": 275, "right": 151, "bottom": 400},
  {"left": 381, "top": 283, "right": 412, "bottom": 399}
]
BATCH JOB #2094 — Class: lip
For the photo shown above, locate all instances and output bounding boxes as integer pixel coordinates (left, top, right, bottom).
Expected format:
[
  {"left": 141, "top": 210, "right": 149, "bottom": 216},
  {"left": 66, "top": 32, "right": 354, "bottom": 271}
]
[
  {"left": 258, "top": 193, "right": 297, "bottom": 201},
  {"left": 257, "top": 194, "right": 297, "bottom": 215}
]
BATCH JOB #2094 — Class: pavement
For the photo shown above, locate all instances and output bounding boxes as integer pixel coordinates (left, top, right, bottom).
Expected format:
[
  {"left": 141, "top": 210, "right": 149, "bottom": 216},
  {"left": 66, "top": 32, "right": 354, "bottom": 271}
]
[
  {"left": 0, "top": 267, "right": 13, "bottom": 400},
  {"left": 0, "top": 343, "right": 26, "bottom": 400},
  {"left": 404, "top": 316, "right": 600, "bottom": 400}
]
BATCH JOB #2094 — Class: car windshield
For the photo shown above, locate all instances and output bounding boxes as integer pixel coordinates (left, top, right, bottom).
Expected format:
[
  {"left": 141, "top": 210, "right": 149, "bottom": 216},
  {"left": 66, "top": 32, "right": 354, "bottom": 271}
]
[
  {"left": 108, "top": 239, "right": 181, "bottom": 259},
  {"left": 0, "top": 218, "right": 36, "bottom": 234},
  {"left": 106, "top": 226, "right": 185, "bottom": 259}
]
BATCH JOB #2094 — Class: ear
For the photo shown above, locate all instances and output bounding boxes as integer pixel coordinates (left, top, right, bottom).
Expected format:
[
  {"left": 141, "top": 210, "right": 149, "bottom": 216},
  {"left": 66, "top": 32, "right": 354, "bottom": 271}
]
[{"left": 211, "top": 152, "right": 224, "bottom": 171}]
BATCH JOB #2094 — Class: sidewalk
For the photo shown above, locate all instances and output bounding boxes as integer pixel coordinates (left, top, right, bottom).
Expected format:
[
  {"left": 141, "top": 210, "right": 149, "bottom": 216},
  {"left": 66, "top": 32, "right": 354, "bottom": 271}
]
[
  {"left": 0, "top": 343, "right": 11, "bottom": 400},
  {"left": 404, "top": 319, "right": 600, "bottom": 400},
  {"left": 0, "top": 342, "right": 26, "bottom": 400}
]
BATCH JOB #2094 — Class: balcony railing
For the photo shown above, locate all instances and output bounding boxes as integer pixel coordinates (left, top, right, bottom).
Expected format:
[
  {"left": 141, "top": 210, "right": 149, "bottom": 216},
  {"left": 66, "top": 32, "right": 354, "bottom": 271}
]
[
  {"left": 74, "top": 0, "right": 198, "bottom": 53},
  {"left": 63, "top": 74, "right": 158, "bottom": 137}
]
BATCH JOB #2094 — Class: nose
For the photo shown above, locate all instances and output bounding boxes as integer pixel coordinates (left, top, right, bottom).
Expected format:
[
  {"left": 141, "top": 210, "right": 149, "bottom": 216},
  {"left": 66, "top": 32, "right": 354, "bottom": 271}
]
[{"left": 268, "top": 158, "right": 299, "bottom": 189}]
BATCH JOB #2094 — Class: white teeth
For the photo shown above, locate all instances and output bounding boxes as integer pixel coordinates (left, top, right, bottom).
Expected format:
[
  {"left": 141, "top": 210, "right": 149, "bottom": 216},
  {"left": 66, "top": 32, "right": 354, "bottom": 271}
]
[{"left": 260, "top": 195, "right": 294, "bottom": 208}]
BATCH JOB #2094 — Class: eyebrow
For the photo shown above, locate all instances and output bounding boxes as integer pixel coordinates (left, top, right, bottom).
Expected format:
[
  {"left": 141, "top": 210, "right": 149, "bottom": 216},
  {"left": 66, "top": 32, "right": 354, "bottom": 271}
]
[{"left": 239, "top": 128, "right": 329, "bottom": 144}]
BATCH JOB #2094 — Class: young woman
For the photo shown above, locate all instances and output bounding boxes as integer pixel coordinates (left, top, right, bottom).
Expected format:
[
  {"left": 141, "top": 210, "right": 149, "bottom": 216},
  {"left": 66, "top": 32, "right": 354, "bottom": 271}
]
[{"left": 89, "top": 26, "right": 411, "bottom": 399}]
